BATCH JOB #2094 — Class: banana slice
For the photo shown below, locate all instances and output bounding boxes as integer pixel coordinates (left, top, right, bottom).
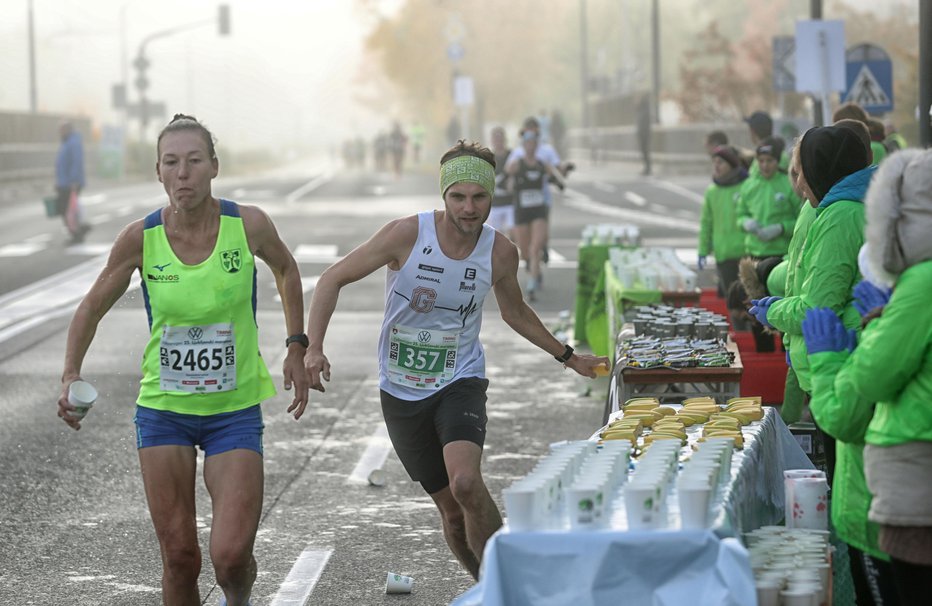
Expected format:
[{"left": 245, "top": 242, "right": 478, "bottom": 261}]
[
  {"left": 727, "top": 396, "right": 762, "bottom": 407},
  {"left": 683, "top": 396, "right": 717, "bottom": 406},
  {"left": 652, "top": 406, "right": 676, "bottom": 416}
]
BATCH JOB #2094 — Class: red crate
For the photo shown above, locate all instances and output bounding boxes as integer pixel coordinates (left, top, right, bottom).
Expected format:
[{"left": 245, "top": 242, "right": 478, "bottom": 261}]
[
  {"left": 699, "top": 288, "right": 729, "bottom": 317},
  {"left": 740, "top": 351, "right": 788, "bottom": 405}
]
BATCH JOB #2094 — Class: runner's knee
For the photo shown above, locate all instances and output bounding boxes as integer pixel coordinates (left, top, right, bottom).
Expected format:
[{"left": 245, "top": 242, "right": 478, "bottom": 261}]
[{"left": 448, "top": 471, "right": 484, "bottom": 507}]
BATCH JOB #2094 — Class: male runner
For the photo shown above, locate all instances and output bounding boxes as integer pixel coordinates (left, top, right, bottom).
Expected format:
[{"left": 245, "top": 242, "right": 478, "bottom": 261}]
[{"left": 303, "top": 140, "right": 607, "bottom": 579}]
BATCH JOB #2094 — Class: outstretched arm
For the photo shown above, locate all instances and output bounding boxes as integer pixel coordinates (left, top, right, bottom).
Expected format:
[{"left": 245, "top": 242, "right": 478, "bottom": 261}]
[
  {"left": 59, "top": 221, "right": 142, "bottom": 429},
  {"left": 491, "top": 234, "right": 608, "bottom": 377},
  {"left": 243, "top": 205, "right": 309, "bottom": 420},
  {"left": 304, "top": 216, "right": 418, "bottom": 392}
]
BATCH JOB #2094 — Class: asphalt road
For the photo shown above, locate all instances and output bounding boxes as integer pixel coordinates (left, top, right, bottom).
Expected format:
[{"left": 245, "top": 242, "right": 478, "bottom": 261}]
[{"left": 0, "top": 157, "right": 712, "bottom": 605}]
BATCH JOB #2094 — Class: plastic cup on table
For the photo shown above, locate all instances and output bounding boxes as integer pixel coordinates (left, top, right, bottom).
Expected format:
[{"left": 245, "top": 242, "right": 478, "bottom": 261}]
[
  {"left": 677, "top": 481, "right": 712, "bottom": 529},
  {"left": 502, "top": 484, "right": 539, "bottom": 532},
  {"left": 755, "top": 580, "right": 782, "bottom": 606}
]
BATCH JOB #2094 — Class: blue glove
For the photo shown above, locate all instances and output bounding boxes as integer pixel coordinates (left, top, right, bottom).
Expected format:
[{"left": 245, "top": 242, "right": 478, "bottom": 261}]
[
  {"left": 846, "top": 328, "right": 858, "bottom": 353},
  {"left": 853, "top": 280, "right": 892, "bottom": 318},
  {"left": 742, "top": 218, "right": 760, "bottom": 233},
  {"left": 801, "top": 308, "right": 848, "bottom": 354},
  {"left": 748, "top": 296, "right": 781, "bottom": 328},
  {"left": 697, "top": 255, "right": 706, "bottom": 270}
]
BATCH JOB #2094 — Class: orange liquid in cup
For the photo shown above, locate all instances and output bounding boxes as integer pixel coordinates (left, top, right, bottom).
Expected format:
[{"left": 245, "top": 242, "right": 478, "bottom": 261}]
[{"left": 594, "top": 363, "right": 611, "bottom": 376}]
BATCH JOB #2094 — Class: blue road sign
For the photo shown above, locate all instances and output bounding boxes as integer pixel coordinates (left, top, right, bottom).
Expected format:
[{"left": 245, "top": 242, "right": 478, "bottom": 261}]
[{"left": 843, "top": 43, "right": 893, "bottom": 115}]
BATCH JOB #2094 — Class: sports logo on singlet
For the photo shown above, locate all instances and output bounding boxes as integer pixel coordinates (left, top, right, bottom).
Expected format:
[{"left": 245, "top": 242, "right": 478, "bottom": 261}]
[
  {"left": 220, "top": 249, "right": 242, "bottom": 273},
  {"left": 409, "top": 287, "right": 437, "bottom": 313}
]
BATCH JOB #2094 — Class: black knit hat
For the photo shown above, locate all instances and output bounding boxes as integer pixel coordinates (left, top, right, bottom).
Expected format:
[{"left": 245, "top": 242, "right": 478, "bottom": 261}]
[{"left": 799, "top": 126, "right": 870, "bottom": 202}]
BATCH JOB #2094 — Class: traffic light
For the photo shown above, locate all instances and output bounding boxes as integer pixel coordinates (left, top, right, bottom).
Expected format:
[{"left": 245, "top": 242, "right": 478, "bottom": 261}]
[
  {"left": 133, "top": 54, "right": 150, "bottom": 93},
  {"left": 218, "top": 5, "right": 230, "bottom": 36}
]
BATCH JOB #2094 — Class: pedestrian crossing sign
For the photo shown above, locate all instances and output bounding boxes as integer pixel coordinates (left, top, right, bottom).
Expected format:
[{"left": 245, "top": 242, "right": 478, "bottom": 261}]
[{"left": 843, "top": 44, "right": 893, "bottom": 114}]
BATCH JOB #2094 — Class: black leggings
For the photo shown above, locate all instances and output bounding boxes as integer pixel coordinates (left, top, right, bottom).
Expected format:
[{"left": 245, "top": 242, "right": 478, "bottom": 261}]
[
  {"left": 890, "top": 557, "right": 932, "bottom": 605},
  {"left": 847, "top": 545, "right": 899, "bottom": 605}
]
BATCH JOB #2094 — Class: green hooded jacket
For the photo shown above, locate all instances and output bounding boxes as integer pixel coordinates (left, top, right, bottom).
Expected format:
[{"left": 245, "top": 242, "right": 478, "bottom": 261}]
[
  {"left": 768, "top": 166, "right": 875, "bottom": 391},
  {"left": 808, "top": 350, "right": 886, "bottom": 559},
  {"left": 736, "top": 172, "right": 802, "bottom": 257},
  {"left": 698, "top": 182, "right": 746, "bottom": 262},
  {"left": 826, "top": 261, "right": 932, "bottom": 447}
]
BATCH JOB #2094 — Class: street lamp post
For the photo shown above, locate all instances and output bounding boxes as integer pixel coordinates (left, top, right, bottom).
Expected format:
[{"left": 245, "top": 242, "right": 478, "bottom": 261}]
[{"left": 27, "top": 0, "right": 37, "bottom": 112}]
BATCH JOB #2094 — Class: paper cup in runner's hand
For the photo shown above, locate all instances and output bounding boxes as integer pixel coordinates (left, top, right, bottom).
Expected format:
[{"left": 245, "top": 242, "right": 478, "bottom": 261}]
[
  {"left": 385, "top": 572, "right": 413, "bottom": 594},
  {"left": 67, "top": 380, "right": 98, "bottom": 420}
]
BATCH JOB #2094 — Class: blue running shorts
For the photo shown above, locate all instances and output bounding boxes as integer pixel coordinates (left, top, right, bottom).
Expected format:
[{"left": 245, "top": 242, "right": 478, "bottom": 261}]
[{"left": 134, "top": 405, "right": 264, "bottom": 457}]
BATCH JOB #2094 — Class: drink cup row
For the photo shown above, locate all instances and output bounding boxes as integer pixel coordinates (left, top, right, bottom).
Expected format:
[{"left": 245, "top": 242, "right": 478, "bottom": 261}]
[
  {"left": 622, "top": 437, "right": 734, "bottom": 530},
  {"left": 745, "top": 526, "right": 832, "bottom": 606},
  {"left": 502, "top": 440, "right": 632, "bottom": 532}
]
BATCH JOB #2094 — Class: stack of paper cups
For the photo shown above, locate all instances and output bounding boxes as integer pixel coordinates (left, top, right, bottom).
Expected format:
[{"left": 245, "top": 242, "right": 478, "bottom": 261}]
[{"left": 785, "top": 471, "right": 828, "bottom": 530}]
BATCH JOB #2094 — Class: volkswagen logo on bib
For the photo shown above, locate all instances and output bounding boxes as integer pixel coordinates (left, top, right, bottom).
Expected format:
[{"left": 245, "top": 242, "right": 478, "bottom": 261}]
[
  {"left": 418, "top": 330, "right": 432, "bottom": 343},
  {"left": 187, "top": 327, "right": 204, "bottom": 341}
]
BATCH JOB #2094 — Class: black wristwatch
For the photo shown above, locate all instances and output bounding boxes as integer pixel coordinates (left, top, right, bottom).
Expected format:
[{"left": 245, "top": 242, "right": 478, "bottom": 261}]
[
  {"left": 285, "top": 333, "right": 309, "bottom": 348},
  {"left": 554, "top": 344, "right": 574, "bottom": 364}
]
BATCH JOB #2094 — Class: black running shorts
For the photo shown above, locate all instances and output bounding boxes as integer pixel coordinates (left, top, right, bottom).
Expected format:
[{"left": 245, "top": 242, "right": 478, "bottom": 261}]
[{"left": 380, "top": 376, "right": 489, "bottom": 494}]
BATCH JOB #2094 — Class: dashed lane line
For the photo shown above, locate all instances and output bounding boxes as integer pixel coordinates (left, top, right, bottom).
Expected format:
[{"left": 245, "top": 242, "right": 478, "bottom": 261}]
[
  {"left": 653, "top": 180, "right": 705, "bottom": 204},
  {"left": 348, "top": 423, "right": 393, "bottom": 484},
  {"left": 564, "top": 188, "right": 699, "bottom": 233},
  {"left": 624, "top": 191, "right": 647, "bottom": 206},
  {"left": 269, "top": 548, "right": 334, "bottom": 606}
]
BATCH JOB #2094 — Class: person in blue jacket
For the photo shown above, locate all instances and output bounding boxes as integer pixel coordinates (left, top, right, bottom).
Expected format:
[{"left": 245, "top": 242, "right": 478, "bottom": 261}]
[{"left": 54, "top": 121, "right": 89, "bottom": 243}]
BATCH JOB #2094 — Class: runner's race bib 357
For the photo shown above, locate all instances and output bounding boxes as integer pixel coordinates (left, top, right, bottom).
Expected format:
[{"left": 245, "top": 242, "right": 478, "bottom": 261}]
[
  {"left": 159, "top": 323, "right": 236, "bottom": 393},
  {"left": 387, "top": 324, "right": 458, "bottom": 389}
]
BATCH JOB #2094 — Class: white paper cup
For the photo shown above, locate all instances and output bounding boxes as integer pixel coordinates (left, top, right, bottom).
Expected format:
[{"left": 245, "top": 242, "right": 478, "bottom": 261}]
[
  {"left": 367, "top": 469, "right": 387, "bottom": 487},
  {"left": 755, "top": 580, "right": 781, "bottom": 606},
  {"left": 385, "top": 572, "right": 413, "bottom": 594},
  {"left": 502, "top": 485, "right": 538, "bottom": 531},
  {"left": 780, "top": 588, "right": 816, "bottom": 606},
  {"left": 566, "top": 484, "right": 602, "bottom": 529},
  {"left": 67, "top": 380, "right": 97, "bottom": 420},
  {"left": 678, "top": 483, "right": 712, "bottom": 529}
]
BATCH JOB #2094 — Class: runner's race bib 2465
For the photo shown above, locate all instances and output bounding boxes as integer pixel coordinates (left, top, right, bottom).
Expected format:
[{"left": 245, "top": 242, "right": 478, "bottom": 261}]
[{"left": 159, "top": 323, "right": 236, "bottom": 393}]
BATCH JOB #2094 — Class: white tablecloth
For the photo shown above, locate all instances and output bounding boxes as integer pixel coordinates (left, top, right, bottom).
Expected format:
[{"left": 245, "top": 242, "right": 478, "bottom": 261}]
[{"left": 451, "top": 408, "right": 814, "bottom": 605}]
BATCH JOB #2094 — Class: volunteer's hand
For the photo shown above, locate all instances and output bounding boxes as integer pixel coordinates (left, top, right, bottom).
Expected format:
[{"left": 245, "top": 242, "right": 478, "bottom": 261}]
[
  {"left": 697, "top": 255, "right": 707, "bottom": 270},
  {"left": 742, "top": 218, "right": 760, "bottom": 233},
  {"left": 802, "top": 308, "right": 848, "bottom": 354},
  {"left": 757, "top": 224, "right": 784, "bottom": 242},
  {"left": 748, "top": 296, "right": 781, "bottom": 328},
  {"left": 853, "top": 280, "right": 892, "bottom": 318}
]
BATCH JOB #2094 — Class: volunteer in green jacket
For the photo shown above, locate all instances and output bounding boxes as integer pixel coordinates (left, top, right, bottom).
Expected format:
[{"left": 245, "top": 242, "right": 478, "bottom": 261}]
[
  {"left": 750, "top": 126, "right": 873, "bottom": 395},
  {"left": 736, "top": 137, "right": 801, "bottom": 259},
  {"left": 744, "top": 111, "right": 790, "bottom": 177},
  {"left": 56, "top": 114, "right": 310, "bottom": 606},
  {"left": 802, "top": 149, "right": 932, "bottom": 604},
  {"left": 698, "top": 145, "right": 748, "bottom": 297}
]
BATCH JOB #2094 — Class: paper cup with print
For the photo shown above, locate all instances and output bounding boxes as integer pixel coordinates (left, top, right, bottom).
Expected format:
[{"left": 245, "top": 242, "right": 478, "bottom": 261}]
[
  {"left": 385, "top": 572, "right": 413, "bottom": 594},
  {"left": 67, "top": 380, "right": 98, "bottom": 420}
]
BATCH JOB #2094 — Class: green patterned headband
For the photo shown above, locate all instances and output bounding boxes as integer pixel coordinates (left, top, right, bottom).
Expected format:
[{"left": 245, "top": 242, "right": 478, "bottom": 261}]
[{"left": 439, "top": 155, "right": 496, "bottom": 198}]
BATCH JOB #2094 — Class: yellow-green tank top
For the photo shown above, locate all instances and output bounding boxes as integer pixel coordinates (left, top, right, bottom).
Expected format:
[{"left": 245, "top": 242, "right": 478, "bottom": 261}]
[{"left": 137, "top": 200, "right": 275, "bottom": 415}]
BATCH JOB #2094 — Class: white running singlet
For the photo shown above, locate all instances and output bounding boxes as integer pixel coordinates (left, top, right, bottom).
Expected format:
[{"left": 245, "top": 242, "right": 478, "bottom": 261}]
[{"left": 378, "top": 211, "right": 495, "bottom": 401}]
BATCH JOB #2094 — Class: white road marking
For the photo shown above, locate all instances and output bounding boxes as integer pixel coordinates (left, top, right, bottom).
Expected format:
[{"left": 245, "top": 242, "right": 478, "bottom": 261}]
[
  {"left": 274, "top": 275, "right": 319, "bottom": 302},
  {"left": 649, "top": 203, "right": 670, "bottom": 214},
  {"left": 293, "top": 245, "right": 339, "bottom": 262},
  {"left": 348, "top": 423, "right": 393, "bottom": 484},
  {"left": 0, "top": 243, "right": 45, "bottom": 257},
  {"left": 593, "top": 181, "right": 617, "bottom": 193},
  {"left": 88, "top": 213, "right": 112, "bottom": 225},
  {"left": 80, "top": 194, "right": 107, "bottom": 206},
  {"left": 624, "top": 191, "right": 647, "bottom": 206},
  {"left": 0, "top": 254, "right": 141, "bottom": 344},
  {"left": 564, "top": 189, "right": 699, "bottom": 233},
  {"left": 285, "top": 169, "right": 334, "bottom": 204},
  {"left": 546, "top": 248, "right": 566, "bottom": 263},
  {"left": 25, "top": 233, "right": 53, "bottom": 243},
  {"left": 653, "top": 180, "right": 704, "bottom": 204},
  {"left": 269, "top": 548, "right": 334, "bottom": 606},
  {"left": 66, "top": 243, "right": 113, "bottom": 256},
  {"left": 674, "top": 208, "right": 696, "bottom": 219}
]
